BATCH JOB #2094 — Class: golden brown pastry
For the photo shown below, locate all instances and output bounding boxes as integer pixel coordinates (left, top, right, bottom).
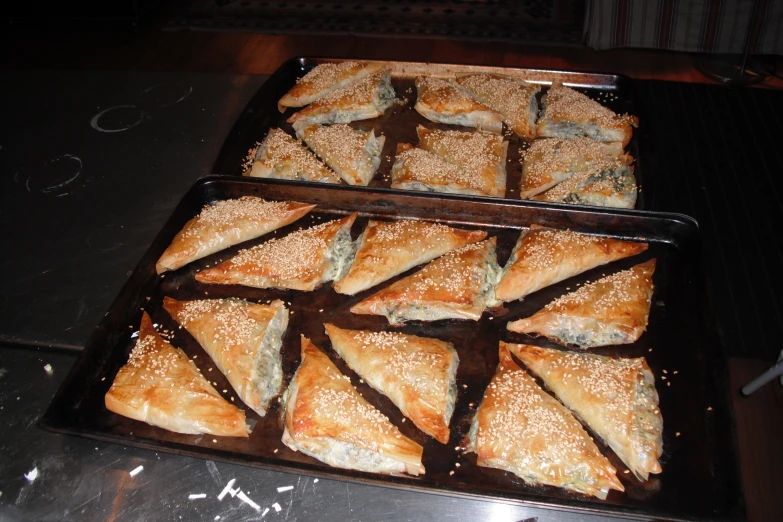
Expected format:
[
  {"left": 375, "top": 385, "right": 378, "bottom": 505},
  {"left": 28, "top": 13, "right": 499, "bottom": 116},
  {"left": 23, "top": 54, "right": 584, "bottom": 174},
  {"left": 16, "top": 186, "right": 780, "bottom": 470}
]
[
  {"left": 324, "top": 324, "right": 459, "bottom": 444},
  {"left": 453, "top": 73, "right": 541, "bottom": 138},
  {"left": 162, "top": 298, "right": 289, "bottom": 417},
  {"left": 351, "top": 238, "right": 501, "bottom": 324},
  {"left": 536, "top": 79, "right": 639, "bottom": 147},
  {"left": 509, "top": 343, "right": 663, "bottom": 481},
  {"left": 507, "top": 259, "right": 656, "bottom": 348},
  {"left": 334, "top": 219, "right": 486, "bottom": 296},
  {"left": 195, "top": 213, "right": 357, "bottom": 291},
  {"left": 391, "top": 146, "right": 494, "bottom": 197},
  {"left": 520, "top": 137, "right": 629, "bottom": 199},
  {"left": 532, "top": 157, "right": 637, "bottom": 209},
  {"left": 281, "top": 336, "right": 425, "bottom": 476},
  {"left": 104, "top": 312, "right": 249, "bottom": 437},
  {"left": 413, "top": 76, "right": 503, "bottom": 134},
  {"left": 278, "top": 61, "right": 385, "bottom": 111},
  {"left": 287, "top": 71, "right": 395, "bottom": 126},
  {"left": 245, "top": 128, "right": 341, "bottom": 184},
  {"left": 467, "top": 343, "right": 623, "bottom": 499},
  {"left": 416, "top": 125, "right": 508, "bottom": 197},
  {"left": 495, "top": 225, "right": 648, "bottom": 302},
  {"left": 295, "top": 124, "right": 385, "bottom": 186},
  {"left": 155, "top": 197, "right": 315, "bottom": 274}
]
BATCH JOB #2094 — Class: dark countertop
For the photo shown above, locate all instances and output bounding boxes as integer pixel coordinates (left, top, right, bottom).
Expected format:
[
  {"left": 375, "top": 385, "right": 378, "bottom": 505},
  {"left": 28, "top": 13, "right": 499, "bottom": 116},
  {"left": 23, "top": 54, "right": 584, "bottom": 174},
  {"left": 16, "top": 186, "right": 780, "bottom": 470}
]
[{"left": 0, "top": 70, "right": 624, "bottom": 522}]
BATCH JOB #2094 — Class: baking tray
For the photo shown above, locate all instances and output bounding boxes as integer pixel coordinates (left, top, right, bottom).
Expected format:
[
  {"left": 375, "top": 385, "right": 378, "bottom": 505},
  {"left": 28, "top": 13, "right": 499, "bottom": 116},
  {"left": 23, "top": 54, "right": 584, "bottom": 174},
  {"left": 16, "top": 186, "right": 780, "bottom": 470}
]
[
  {"left": 213, "top": 57, "right": 650, "bottom": 209},
  {"left": 41, "top": 177, "right": 742, "bottom": 521}
]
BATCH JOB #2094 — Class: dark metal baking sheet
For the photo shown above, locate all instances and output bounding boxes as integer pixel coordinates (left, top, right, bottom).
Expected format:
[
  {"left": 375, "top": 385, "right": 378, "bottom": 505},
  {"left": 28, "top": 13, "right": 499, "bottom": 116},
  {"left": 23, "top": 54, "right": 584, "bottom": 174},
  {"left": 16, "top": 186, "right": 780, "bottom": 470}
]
[
  {"left": 213, "top": 57, "right": 647, "bottom": 209},
  {"left": 41, "top": 177, "right": 742, "bottom": 521}
]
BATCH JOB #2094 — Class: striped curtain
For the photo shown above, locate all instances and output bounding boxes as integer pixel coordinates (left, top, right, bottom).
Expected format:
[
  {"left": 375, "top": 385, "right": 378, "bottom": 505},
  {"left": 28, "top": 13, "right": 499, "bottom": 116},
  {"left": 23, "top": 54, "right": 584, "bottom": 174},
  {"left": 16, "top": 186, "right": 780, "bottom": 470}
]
[{"left": 584, "top": 0, "right": 783, "bottom": 55}]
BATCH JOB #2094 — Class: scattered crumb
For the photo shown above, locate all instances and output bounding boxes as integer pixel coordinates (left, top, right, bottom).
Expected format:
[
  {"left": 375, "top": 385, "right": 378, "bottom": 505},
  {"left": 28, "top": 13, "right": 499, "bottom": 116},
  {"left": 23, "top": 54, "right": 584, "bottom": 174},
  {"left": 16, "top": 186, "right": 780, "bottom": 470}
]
[
  {"left": 262, "top": 507, "right": 270, "bottom": 517},
  {"left": 213, "top": 439, "right": 217, "bottom": 443},
  {"left": 449, "top": 471, "right": 454, "bottom": 475},
  {"left": 237, "top": 490, "right": 261, "bottom": 511},
  {"left": 624, "top": 470, "right": 630, "bottom": 474},
  {"left": 101, "top": 377, "right": 106, "bottom": 381},
  {"left": 462, "top": 384, "right": 467, "bottom": 389},
  {"left": 129, "top": 465, "right": 143, "bottom": 477},
  {"left": 707, "top": 406, "right": 712, "bottom": 411},
  {"left": 676, "top": 432, "right": 681, "bottom": 437},
  {"left": 455, "top": 463, "right": 460, "bottom": 467},
  {"left": 314, "top": 478, "right": 319, "bottom": 483},
  {"left": 454, "top": 446, "right": 460, "bottom": 451},
  {"left": 272, "top": 502, "right": 282, "bottom": 512},
  {"left": 24, "top": 467, "right": 38, "bottom": 482},
  {"left": 274, "top": 449, "right": 278, "bottom": 453},
  {"left": 401, "top": 418, "right": 406, "bottom": 423},
  {"left": 188, "top": 493, "right": 207, "bottom": 500},
  {"left": 277, "top": 485, "right": 294, "bottom": 493}
]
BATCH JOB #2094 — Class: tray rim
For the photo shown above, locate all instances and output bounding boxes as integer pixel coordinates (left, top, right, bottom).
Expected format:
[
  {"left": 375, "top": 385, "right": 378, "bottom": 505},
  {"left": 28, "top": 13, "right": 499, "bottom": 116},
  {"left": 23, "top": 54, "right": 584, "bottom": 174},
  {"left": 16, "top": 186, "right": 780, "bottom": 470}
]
[{"left": 40, "top": 176, "right": 745, "bottom": 522}]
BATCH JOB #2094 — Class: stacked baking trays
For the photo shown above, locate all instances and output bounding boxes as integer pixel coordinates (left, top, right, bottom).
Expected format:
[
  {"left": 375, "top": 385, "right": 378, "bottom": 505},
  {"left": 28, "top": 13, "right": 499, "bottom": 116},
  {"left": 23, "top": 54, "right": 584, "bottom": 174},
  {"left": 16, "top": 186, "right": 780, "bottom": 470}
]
[{"left": 42, "top": 59, "right": 744, "bottom": 521}]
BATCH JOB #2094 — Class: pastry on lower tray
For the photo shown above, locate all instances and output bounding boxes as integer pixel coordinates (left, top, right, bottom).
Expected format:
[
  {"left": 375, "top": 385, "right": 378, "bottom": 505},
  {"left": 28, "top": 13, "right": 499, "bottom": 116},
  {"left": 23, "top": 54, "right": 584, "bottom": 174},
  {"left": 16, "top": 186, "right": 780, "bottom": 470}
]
[
  {"left": 162, "top": 297, "right": 288, "bottom": 417},
  {"left": 532, "top": 157, "right": 637, "bottom": 209},
  {"left": 390, "top": 146, "right": 497, "bottom": 197},
  {"left": 104, "top": 312, "right": 249, "bottom": 437},
  {"left": 413, "top": 76, "right": 503, "bottom": 134},
  {"left": 324, "top": 324, "right": 459, "bottom": 444},
  {"left": 334, "top": 219, "right": 486, "bottom": 295},
  {"left": 415, "top": 125, "right": 508, "bottom": 197},
  {"left": 507, "top": 259, "right": 656, "bottom": 348},
  {"left": 453, "top": 72, "right": 541, "bottom": 138},
  {"left": 466, "top": 342, "right": 623, "bottom": 499},
  {"left": 287, "top": 71, "right": 395, "bottom": 126},
  {"left": 155, "top": 197, "right": 315, "bottom": 274},
  {"left": 509, "top": 343, "right": 663, "bottom": 481},
  {"left": 351, "top": 238, "right": 501, "bottom": 324},
  {"left": 520, "top": 137, "right": 629, "bottom": 199},
  {"left": 278, "top": 61, "right": 385, "bottom": 111},
  {"left": 245, "top": 128, "right": 341, "bottom": 184},
  {"left": 536, "top": 79, "right": 639, "bottom": 147},
  {"left": 281, "top": 335, "right": 426, "bottom": 476},
  {"left": 295, "top": 123, "right": 385, "bottom": 186},
  {"left": 195, "top": 213, "right": 357, "bottom": 291},
  {"left": 495, "top": 225, "right": 648, "bottom": 302}
]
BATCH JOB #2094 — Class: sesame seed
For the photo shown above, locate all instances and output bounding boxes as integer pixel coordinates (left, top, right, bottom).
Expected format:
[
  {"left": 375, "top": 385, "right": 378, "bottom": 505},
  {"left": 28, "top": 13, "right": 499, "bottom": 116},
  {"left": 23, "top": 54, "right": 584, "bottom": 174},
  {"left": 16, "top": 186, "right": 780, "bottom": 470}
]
[
  {"left": 252, "top": 128, "right": 340, "bottom": 184},
  {"left": 455, "top": 73, "right": 540, "bottom": 136}
]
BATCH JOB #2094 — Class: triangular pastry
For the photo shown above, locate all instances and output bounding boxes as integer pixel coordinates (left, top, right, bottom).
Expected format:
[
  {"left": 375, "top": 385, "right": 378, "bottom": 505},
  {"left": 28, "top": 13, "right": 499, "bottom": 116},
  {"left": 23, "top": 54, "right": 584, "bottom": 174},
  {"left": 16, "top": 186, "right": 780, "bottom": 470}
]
[
  {"left": 391, "top": 145, "right": 495, "bottom": 197},
  {"left": 245, "top": 128, "right": 341, "bottom": 184},
  {"left": 520, "top": 137, "right": 629, "bottom": 199},
  {"left": 334, "top": 219, "right": 486, "bottom": 296},
  {"left": 495, "top": 225, "right": 648, "bottom": 302},
  {"left": 278, "top": 61, "right": 385, "bottom": 111},
  {"left": 532, "top": 157, "right": 637, "bottom": 209},
  {"left": 466, "top": 343, "right": 623, "bottom": 499},
  {"left": 281, "top": 336, "right": 425, "bottom": 476},
  {"left": 509, "top": 343, "right": 663, "bottom": 481},
  {"left": 351, "top": 238, "right": 501, "bottom": 324},
  {"left": 195, "top": 213, "right": 357, "bottom": 291},
  {"left": 155, "top": 197, "right": 315, "bottom": 274},
  {"left": 163, "top": 297, "right": 289, "bottom": 417},
  {"left": 324, "top": 324, "right": 459, "bottom": 444},
  {"left": 507, "top": 259, "right": 656, "bottom": 348},
  {"left": 295, "top": 124, "right": 385, "bottom": 186},
  {"left": 288, "top": 71, "right": 395, "bottom": 126},
  {"left": 413, "top": 76, "right": 503, "bottom": 134},
  {"left": 104, "top": 312, "right": 249, "bottom": 437},
  {"left": 453, "top": 73, "right": 541, "bottom": 138},
  {"left": 536, "top": 79, "right": 639, "bottom": 147},
  {"left": 415, "top": 125, "right": 508, "bottom": 197}
]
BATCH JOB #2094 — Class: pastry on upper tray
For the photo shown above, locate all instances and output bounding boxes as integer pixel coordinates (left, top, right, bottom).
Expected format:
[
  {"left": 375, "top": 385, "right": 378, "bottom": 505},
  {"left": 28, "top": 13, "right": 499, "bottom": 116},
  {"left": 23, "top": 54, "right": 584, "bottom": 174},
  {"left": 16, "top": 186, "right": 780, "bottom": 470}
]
[
  {"left": 351, "top": 238, "right": 501, "bottom": 324},
  {"left": 509, "top": 343, "right": 663, "bottom": 481},
  {"left": 466, "top": 342, "right": 623, "bottom": 499},
  {"left": 163, "top": 297, "right": 288, "bottom": 417},
  {"left": 415, "top": 125, "right": 508, "bottom": 197},
  {"left": 532, "top": 157, "right": 637, "bottom": 209},
  {"left": 507, "top": 259, "right": 656, "bottom": 348},
  {"left": 105, "top": 312, "right": 249, "bottom": 437},
  {"left": 536, "top": 79, "right": 639, "bottom": 147},
  {"left": 453, "top": 72, "right": 541, "bottom": 138},
  {"left": 195, "top": 213, "right": 357, "bottom": 291},
  {"left": 245, "top": 128, "right": 341, "bottom": 184},
  {"left": 520, "top": 137, "right": 629, "bottom": 199},
  {"left": 334, "top": 219, "right": 486, "bottom": 296},
  {"left": 495, "top": 225, "right": 648, "bottom": 302},
  {"left": 155, "top": 197, "right": 315, "bottom": 274},
  {"left": 295, "top": 123, "right": 385, "bottom": 186},
  {"left": 278, "top": 61, "right": 386, "bottom": 111},
  {"left": 324, "top": 324, "right": 459, "bottom": 444},
  {"left": 390, "top": 145, "right": 497, "bottom": 197},
  {"left": 281, "top": 335, "right": 426, "bottom": 476},
  {"left": 413, "top": 76, "right": 503, "bottom": 134},
  {"left": 287, "top": 71, "right": 395, "bottom": 126}
]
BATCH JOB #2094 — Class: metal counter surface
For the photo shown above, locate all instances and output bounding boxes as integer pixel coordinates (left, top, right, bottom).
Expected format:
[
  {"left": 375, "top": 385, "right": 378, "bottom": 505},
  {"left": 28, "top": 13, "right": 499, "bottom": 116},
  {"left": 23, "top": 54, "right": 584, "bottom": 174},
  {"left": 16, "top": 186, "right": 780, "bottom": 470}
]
[{"left": 0, "top": 70, "right": 629, "bottom": 522}]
